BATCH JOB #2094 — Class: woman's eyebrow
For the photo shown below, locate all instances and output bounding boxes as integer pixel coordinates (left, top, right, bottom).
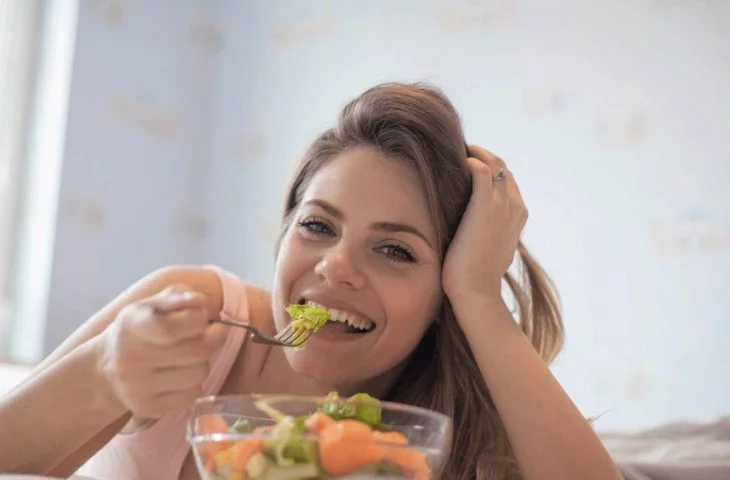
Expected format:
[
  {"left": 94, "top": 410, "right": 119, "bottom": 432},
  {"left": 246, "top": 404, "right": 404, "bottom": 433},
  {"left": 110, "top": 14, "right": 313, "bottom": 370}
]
[
  {"left": 370, "top": 221, "right": 434, "bottom": 250},
  {"left": 303, "top": 199, "right": 435, "bottom": 250}
]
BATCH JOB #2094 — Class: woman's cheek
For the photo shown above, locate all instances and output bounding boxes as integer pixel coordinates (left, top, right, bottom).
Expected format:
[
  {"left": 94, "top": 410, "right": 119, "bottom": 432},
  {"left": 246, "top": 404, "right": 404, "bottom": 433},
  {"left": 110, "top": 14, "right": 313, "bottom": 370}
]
[{"left": 385, "top": 294, "right": 430, "bottom": 331}]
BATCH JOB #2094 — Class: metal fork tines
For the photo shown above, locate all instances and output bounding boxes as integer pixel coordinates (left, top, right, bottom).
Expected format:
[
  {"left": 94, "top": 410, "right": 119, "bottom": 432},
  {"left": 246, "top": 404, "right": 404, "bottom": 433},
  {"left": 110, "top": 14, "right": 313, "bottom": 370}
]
[{"left": 210, "top": 318, "right": 313, "bottom": 348}]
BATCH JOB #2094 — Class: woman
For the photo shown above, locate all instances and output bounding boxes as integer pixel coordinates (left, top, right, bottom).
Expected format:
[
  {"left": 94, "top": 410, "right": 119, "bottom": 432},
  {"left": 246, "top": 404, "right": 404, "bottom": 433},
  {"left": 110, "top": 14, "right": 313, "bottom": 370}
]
[{"left": 0, "top": 83, "right": 621, "bottom": 480}]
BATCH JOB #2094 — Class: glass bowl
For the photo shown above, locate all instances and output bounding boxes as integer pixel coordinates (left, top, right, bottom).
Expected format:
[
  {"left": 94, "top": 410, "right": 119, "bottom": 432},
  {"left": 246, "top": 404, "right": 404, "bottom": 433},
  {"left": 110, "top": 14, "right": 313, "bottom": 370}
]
[{"left": 187, "top": 393, "right": 452, "bottom": 479}]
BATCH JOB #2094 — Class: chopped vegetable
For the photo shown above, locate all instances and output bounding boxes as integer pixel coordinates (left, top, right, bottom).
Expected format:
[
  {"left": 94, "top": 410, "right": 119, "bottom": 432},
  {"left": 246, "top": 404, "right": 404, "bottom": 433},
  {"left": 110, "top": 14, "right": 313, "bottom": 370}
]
[
  {"left": 303, "top": 411, "right": 335, "bottom": 435},
  {"left": 284, "top": 304, "right": 332, "bottom": 350},
  {"left": 285, "top": 304, "right": 331, "bottom": 331},
  {"left": 194, "top": 393, "right": 432, "bottom": 479},
  {"left": 231, "top": 418, "right": 253, "bottom": 434},
  {"left": 353, "top": 461, "right": 404, "bottom": 476},
  {"left": 349, "top": 392, "right": 383, "bottom": 427},
  {"left": 372, "top": 430, "right": 409, "bottom": 445},
  {"left": 246, "top": 453, "right": 269, "bottom": 478},
  {"left": 381, "top": 444, "right": 430, "bottom": 479},
  {"left": 198, "top": 413, "right": 234, "bottom": 465},
  {"left": 231, "top": 439, "right": 265, "bottom": 471},
  {"left": 318, "top": 391, "right": 356, "bottom": 419},
  {"left": 265, "top": 417, "right": 303, "bottom": 467},
  {"left": 318, "top": 420, "right": 383, "bottom": 476},
  {"left": 317, "top": 391, "right": 389, "bottom": 431}
]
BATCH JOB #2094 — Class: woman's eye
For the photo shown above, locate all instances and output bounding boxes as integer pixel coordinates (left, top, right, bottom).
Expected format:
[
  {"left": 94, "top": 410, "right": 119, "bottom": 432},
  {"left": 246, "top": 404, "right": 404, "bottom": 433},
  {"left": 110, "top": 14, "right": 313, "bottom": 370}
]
[
  {"left": 297, "top": 217, "right": 334, "bottom": 236},
  {"left": 380, "top": 244, "right": 417, "bottom": 263}
]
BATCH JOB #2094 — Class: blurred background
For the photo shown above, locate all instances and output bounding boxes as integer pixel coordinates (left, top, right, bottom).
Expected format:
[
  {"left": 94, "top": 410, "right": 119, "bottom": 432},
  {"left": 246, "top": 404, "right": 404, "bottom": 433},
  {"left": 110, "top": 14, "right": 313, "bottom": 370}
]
[{"left": 0, "top": 0, "right": 728, "bottom": 436}]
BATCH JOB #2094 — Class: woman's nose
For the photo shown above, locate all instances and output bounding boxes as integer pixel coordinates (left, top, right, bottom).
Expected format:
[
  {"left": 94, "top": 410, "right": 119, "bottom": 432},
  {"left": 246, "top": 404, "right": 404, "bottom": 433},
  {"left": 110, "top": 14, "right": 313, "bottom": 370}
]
[{"left": 314, "top": 246, "right": 366, "bottom": 290}]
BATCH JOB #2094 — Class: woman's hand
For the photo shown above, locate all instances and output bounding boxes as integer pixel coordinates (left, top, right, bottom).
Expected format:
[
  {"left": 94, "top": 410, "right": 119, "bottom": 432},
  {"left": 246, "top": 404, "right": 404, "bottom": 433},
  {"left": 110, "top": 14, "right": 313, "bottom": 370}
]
[
  {"left": 97, "top": 285, "right": 227, "bottom": 421},
  {"left": 442, "top": 145, "right": 528, "bottom": 302}
]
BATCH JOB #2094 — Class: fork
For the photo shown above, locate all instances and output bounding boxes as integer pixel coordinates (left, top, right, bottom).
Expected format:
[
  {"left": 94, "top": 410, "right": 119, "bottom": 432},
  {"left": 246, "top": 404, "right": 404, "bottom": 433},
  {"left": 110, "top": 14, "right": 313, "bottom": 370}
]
[{"left": 210, "top": 318, "right": 314, "bottom": 348}]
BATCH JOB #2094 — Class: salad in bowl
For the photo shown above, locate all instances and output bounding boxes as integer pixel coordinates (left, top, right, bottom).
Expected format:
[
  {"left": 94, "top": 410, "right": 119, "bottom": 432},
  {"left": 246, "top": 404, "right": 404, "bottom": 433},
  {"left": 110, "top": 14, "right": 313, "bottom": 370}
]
[{"left": 187, "top": 392, "right": 452, "bottom": 479}]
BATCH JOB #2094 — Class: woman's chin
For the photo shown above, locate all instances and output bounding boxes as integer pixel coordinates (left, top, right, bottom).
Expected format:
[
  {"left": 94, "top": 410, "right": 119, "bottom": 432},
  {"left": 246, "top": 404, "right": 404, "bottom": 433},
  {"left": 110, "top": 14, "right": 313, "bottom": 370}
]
[
  {"left": 282, "top": 346, "right": 411, "bottom": 397},
  {"left": 284, "top": 349, "right": 378, "bottom": 387}
]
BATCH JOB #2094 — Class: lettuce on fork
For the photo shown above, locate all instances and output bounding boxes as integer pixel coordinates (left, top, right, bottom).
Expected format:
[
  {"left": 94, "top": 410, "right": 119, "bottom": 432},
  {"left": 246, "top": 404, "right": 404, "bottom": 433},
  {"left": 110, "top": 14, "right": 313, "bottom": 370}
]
[
  {"left": 283, "top": 304, "right": 332, "bottom": 350},
  {"left": 285, "top": 304, "right": 331, "bottom": 331}
]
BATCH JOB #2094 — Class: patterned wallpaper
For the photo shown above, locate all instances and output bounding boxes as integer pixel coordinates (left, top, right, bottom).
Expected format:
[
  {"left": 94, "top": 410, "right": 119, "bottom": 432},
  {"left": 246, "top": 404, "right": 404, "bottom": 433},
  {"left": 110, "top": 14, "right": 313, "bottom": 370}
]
[
  {"left": 43, "top": 0, "right": 223, "bottom": 348},
  {"left": 41, "top": 0, "right": 729, "bottom": 431}
]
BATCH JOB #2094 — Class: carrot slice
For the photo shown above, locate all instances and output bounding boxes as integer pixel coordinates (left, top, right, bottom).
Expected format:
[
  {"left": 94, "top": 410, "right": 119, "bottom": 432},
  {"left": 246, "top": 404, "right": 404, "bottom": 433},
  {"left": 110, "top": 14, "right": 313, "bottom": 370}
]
[
  {"left": 320, "top": 419, "right": 373, "bottom": 440},
  {"left": 372, "top": 430, "right": 409, "bottom": 445},
  {"left": 320, "top": 438, "right": 382, "bottom": 476},
  {"left": 318, "top": 420, "right": 381, "bottom": 476},
  {"left": 199, "top": 413, "right": 230, "bottom": 435},
  {"left": 381, "top": 445, "right": 431, "bottom": 480},
  {"left": 305, "top": 411, "right": 336, "bottom": 435},
  {"left": 198, "top": 414, "right": 232, "bottom": 465},
  {"left": 231, "top": 439, "right": 264, "bottom": 471},
  {"left": 212, "top": 447, "right": 233, "bottom": 472}
]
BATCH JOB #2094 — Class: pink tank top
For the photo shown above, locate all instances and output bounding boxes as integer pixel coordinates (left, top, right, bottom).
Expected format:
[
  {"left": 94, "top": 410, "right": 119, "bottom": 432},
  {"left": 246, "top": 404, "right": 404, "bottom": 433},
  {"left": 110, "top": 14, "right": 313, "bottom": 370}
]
[{"left": 76, "top": 266, "right": 249, "bottom": 480}]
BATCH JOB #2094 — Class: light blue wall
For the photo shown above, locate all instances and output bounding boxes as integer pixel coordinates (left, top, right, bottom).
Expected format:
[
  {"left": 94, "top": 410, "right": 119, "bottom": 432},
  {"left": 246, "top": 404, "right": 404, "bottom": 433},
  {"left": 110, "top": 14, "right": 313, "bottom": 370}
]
[
  {"left": 202, "top": 0, "right": 730, "bottom": 431},
  {"left": 30, "top": 0, "right": 730, "bottom": 431},
  {"left": 42, "top": 0, "right": 224, "bottom": 350}
]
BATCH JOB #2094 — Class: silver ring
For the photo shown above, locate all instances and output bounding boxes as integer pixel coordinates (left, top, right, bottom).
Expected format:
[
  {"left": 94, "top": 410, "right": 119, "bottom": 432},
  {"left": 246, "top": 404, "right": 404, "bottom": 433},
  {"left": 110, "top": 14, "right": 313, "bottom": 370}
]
[{"left": 493, "top": 168, "right": 506, "bottom": 180}]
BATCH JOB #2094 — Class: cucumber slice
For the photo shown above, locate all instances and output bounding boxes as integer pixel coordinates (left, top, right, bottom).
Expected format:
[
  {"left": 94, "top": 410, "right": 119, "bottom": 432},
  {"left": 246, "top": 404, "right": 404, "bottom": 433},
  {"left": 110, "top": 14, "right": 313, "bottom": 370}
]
[
  {"left": 282, "top": 437, "right": 319, "bottom": 464},
  {"left": 351, "top": 461, "right": 404, "bottom": 476},
  {"left": 261, "top": 462, "right": 320, "bottom": 480},
  {"left": 246, "top": 452, "right": 270, "bottom": 479}
]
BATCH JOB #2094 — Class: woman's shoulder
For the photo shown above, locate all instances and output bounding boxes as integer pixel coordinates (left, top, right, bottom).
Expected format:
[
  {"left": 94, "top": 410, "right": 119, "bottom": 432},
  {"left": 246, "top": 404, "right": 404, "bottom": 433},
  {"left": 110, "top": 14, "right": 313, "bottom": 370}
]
[
  {"left": 201, "top": 265, "right": 272, "bottom": 325},
  {"left": 244, "top": 283, "right": 273, "bottom": 325}
]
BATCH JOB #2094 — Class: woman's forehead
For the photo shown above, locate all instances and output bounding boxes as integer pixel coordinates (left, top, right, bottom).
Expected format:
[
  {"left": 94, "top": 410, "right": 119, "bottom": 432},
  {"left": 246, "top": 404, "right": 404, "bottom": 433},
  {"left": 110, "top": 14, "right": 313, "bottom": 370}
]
[{"left": 301, "top": 148, "right": 435, "bottom": 230}]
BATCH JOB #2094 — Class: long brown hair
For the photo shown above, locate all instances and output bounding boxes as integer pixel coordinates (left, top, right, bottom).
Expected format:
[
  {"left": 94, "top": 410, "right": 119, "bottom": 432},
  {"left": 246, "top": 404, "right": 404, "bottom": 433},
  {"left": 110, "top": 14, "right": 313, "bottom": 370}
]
[{"left": 278, "top": 83, "right": 564, "bottom": 480}]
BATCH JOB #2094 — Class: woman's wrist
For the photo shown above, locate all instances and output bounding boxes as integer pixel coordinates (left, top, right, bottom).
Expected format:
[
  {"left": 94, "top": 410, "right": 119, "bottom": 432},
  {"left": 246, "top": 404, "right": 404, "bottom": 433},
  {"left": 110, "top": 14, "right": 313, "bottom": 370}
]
[
  {"left": 446, "top": 283, "right": 506, "bottom": 312},
  {"left": 446, "top": 287, "right": 516, "bottom": 332},
  {"left": 87, "top": 335, "right": 127, "bottom": 416},
  {"left": 443, "top": 272, "right": 503, "bottom": 303}
]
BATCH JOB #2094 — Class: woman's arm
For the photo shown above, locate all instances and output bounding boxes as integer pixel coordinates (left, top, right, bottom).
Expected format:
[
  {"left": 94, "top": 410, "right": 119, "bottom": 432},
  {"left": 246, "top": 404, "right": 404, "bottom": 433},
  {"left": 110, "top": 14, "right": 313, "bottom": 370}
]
[
  {"left": 0, "top": 265, "right": 224, "bottom": 475},
  {"left": 442, "top": 144, "right": 621, "bottom": 480},
  {"left": 450, "top": 292, "right": 622, "bottom": 480},
  {"left": 0, "top": 336, "right": 127, "bottom": 474}
]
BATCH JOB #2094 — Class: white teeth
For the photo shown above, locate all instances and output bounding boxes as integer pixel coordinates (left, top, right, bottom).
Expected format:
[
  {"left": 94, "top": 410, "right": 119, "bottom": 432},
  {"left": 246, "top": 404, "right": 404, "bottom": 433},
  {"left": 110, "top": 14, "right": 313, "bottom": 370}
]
[{"left": 305, "top": 300, "right": 372, "bottom": 331}]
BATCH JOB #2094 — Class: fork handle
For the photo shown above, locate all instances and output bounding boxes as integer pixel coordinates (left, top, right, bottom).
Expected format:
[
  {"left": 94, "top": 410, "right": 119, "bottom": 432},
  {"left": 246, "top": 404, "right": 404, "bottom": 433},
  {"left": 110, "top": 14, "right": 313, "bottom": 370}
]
[{"left": 209, "top": 317, "right": 254, "bottom": 330}]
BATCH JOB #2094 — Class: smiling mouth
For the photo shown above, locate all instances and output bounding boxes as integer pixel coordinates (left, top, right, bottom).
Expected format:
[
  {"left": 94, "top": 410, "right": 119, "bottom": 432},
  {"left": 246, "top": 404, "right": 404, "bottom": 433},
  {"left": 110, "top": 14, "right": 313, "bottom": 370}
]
[{"left": 296, "top": 298, "right": 375, "bottom": 334}]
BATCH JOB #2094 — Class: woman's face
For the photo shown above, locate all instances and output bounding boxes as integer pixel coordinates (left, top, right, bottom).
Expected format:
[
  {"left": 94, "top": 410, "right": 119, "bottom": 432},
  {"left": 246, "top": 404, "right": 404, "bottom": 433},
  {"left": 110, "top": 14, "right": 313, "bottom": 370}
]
[{"left": 271, "top": 146, "right": 443, "bottom": 387}]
